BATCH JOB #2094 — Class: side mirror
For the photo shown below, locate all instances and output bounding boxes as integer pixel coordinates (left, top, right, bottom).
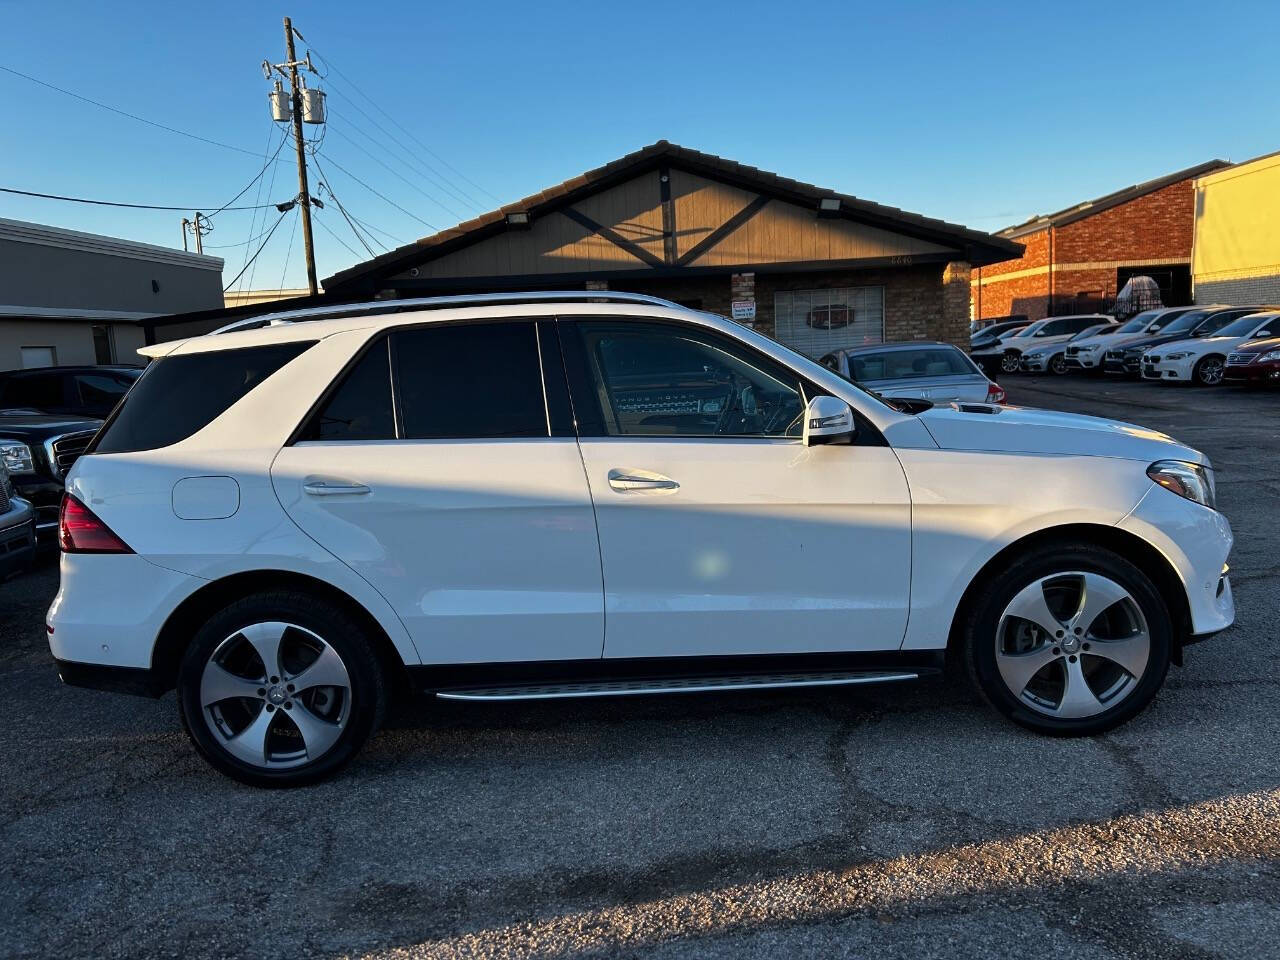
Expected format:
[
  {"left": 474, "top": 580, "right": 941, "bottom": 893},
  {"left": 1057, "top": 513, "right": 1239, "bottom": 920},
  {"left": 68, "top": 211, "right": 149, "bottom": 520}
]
[{"left": 803, "top": 395, "right": 856, "bottom": 446}]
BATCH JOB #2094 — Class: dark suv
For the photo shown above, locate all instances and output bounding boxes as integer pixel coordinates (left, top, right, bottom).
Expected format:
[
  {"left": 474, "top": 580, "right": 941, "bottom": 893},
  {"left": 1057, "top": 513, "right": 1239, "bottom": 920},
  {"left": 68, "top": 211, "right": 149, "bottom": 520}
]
[
  {"left": 0, "top": 365, "right": 141, "bottom": 537},
  {"left": 0, "top": 365, "right": 142, "bottom": 418}
]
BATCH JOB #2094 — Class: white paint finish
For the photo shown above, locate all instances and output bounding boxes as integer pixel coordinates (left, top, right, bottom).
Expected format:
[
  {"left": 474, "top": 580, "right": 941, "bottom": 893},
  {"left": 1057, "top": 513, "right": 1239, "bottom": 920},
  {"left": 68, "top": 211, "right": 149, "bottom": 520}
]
[
  {"left": 171, "top": 476, "right": 240, "bottom": 520},
  {"left": 271, "top": 439, "right": 605, "bottom": 664},
  {"left": 1143, "top": 313, "right": 1280, "bottom": 380},
  {"left": 917, "top": 403, "right": 1206, "bottom": 465},
  {"left": 47, "top": 553, "right": 203, "bottom": 668},
  {"left": 893, "top": 448, "right": 1153, "bottom": 651},
  {"left": 1118, "top": 486, "right": 1234, "bottom": 636},
  {"left": 576, "top": 438, "right": 912, "bottom": 658}
]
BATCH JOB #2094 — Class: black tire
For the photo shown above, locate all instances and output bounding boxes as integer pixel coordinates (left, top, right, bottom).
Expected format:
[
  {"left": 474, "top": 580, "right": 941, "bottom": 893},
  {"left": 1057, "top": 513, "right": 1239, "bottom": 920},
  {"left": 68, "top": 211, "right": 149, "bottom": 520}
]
[
  {"left": 178, "top": 590, "right": 386, "bottom": 787},
  {"left": 960, "top": 541, "right": 1172, "bottom": 737},
  {"left": 1000, "top": 352, "right": 1021, "bottom": 375},
  {"left": 1193, "top": 354, "right": 1226, "bottom": 387},
  {"left": 1049, "top": 353, "right": 1069, "bottom": 375}
]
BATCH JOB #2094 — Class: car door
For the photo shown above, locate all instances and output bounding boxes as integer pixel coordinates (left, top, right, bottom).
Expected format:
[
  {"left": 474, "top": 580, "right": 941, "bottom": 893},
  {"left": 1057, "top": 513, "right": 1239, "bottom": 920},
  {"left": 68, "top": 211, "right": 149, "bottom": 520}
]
[
  {"left": 559, "top": 317, "right": 912, "bottom": 661},
  {"left": 271, "top": 319, "right": 605, "bottom": 665}
]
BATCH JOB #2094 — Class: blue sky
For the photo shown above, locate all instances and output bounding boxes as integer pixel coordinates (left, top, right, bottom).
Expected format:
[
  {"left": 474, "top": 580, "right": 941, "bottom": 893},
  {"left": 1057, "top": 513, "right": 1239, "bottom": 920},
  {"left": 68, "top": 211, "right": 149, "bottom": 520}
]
[{"left": 2, "top": 0, "right": 1278, "bottom": 294}]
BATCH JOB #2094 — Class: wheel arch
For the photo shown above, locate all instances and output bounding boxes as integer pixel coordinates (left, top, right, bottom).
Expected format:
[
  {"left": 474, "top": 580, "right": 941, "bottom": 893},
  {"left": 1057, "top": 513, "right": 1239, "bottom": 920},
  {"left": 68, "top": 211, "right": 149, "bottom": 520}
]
[
  {"left": 151, "top": 569, "right": 412, "bottom": 700},
  {"left": 946, "top": 523, "right": 1193, "bottom": 666}
]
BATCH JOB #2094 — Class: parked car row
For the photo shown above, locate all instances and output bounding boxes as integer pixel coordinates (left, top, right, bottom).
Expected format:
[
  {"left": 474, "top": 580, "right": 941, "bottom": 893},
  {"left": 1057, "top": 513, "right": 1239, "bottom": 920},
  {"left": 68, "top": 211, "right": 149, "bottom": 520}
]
[{"left": 973, "top": 305, "right": 1280, "bottom": 388}]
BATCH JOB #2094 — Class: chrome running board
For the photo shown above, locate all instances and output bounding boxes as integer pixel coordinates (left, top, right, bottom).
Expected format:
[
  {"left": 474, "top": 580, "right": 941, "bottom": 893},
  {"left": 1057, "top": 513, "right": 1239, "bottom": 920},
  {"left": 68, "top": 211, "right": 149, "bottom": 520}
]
[{"left": 435, "top": 670, "right": 918, "bottom": 702}]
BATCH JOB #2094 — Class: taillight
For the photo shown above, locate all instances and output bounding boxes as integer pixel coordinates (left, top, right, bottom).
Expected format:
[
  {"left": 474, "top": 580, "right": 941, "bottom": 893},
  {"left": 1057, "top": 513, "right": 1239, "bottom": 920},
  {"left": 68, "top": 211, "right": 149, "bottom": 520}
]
[
  {"left": 986, "top": 383, "right": 1007, "bottom": 404},
  {"left": 58, "top": 494, "right": 133, "bottom": 554}
]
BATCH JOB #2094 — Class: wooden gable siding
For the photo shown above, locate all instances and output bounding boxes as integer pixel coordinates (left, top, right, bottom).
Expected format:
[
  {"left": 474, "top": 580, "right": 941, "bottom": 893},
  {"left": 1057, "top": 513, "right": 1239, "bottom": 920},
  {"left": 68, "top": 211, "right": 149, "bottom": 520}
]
[
  {"left": 405, "top": 176, "right": 663, "bottom": 280},
  {"left": 670, "top": 170, "right": 955, "bottom": 267},
  {"left": 397, "top": 168, "right": 958, "bottom": 281}
]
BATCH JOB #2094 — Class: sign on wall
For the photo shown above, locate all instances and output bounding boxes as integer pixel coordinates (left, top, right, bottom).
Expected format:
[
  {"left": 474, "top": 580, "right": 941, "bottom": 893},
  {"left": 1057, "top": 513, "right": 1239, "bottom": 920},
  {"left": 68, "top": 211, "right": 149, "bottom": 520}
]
[
  {"left": 731, "top": 272, "right": 756, "bottom": 325},
  {"left": 731, "top": 300, "right": 757, "bottom": 321}
]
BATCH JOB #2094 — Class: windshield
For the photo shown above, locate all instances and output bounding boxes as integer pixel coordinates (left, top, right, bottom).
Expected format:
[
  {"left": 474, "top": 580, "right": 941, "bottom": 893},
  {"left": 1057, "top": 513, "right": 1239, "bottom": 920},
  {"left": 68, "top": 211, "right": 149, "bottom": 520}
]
[
  {"left": 1215, "top": 313, "right": 1275, "bottom": 338},
  {"left": 1069, "top": 324, "right": 1109, "bottom": 341},
  {"left": 1115, "top": 315, "right": 1151, "bottom": 334},
  {"left": 1008, "top": 321, "right": 1046, "bottom": 339},
  {"left": 1157, "top": 311, "right": 1206, "bottom": 334}
]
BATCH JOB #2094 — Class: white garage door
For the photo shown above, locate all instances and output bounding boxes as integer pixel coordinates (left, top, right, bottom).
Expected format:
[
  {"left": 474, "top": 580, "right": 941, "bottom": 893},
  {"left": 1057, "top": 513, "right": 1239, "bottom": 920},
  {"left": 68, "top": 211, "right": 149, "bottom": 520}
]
[{"left": 773, "top": 286, "right": 885, "bottom": 358}]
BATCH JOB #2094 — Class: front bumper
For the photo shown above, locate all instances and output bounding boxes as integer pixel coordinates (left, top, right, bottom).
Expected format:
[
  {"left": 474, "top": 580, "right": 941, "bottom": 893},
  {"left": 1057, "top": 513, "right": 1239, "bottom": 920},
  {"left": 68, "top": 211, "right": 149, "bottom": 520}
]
[
  {"left": 11, "top": 477, "right": 65, "bottom": 537},
  {"left": 1224, "top": 361, "right": 1280, "bottom": 383},
  {"left": 0, "top": 498, "right": 36, "bottom": 578},
  {"left": 1118, "top": 485, "right": 1234, "bottom": 638},
  {"left": 1065, "top": 351, "right": 1103, "bottom": 369},
  {"left": 1103, "top": 354, "right": 1141, "bottom": 375},
  {"left": 1019, "top": 354, "right": 1051, "bottom": 372},
  {"left": 1141, "top": 357, "right": 1195, "bottom": 382}
]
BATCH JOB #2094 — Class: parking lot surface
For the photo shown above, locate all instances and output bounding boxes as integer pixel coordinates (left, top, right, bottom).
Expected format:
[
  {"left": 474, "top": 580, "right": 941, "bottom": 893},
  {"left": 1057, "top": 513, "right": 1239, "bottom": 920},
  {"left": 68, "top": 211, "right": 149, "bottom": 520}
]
[{"left": 3, "top": 376, "right": 1279, "bottom": 959}]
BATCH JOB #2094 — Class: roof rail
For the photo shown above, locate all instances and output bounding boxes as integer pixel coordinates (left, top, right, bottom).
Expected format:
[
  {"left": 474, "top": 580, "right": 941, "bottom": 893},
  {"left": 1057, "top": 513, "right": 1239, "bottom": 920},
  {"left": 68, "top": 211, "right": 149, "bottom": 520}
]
[{"left": 211, "top": 290, "right": 686, "bottom": 335}]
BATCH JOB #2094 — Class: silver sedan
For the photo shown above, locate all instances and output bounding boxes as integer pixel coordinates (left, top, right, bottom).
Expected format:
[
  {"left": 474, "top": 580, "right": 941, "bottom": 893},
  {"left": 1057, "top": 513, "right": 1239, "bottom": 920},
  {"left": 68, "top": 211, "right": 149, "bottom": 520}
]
[{"left": 819, "top": 341, "right": 1005, "bottom": 404}]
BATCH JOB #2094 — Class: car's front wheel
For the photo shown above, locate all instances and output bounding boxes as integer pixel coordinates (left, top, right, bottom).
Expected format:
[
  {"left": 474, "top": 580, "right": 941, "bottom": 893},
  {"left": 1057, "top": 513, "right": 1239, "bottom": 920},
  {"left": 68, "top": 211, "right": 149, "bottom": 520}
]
[
  {"left": 962, "top": 542, "right": 1172, "bottom": 736},
  {"left": 1049, "top": 353, "right": 1069, "bottom": 375},
  {"left": 177, "top": 590, "right": 386, "bottom": 787},
  {"left": 1194, "top": 355, "right": 1226, "bottom": 386},
  {"left": 1000, "top": 352, "right": 1021, "bottom": 374}
]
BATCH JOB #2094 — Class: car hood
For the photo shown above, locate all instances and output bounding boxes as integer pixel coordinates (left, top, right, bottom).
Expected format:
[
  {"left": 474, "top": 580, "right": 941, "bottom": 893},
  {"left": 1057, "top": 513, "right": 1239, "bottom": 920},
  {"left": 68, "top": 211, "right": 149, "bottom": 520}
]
[
  {"left": 1068, "top": 331, "right": 1146, "bottom": 350},
  {"left": 916, "top": 403, "right": 1205, "bottom": 465},
  {"left": 1235, "top": 335, "right": 1280, "bottom": 354},
  {"left": 0, "top": 413, "right": 101, "bottom": 439}
]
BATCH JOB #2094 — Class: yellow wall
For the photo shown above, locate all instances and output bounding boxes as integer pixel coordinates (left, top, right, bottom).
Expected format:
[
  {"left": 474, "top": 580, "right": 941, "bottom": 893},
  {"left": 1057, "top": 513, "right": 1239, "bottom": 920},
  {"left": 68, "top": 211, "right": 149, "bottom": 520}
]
[{"left": 1193, "top": 152, "right": 1280, "bottom": 284}]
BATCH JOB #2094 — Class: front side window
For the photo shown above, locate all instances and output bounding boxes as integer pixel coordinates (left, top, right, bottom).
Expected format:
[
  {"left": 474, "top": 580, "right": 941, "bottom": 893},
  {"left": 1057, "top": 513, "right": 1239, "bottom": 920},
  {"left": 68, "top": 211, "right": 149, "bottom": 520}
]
[{"left": 570, "top": 321, "right": 805, "bottom": 438}]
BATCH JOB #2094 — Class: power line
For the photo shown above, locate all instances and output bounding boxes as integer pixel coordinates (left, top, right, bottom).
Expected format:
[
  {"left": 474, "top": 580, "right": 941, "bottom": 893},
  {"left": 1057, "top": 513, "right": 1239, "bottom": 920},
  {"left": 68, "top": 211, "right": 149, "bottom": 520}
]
[
  {"left": 278, "top": 209, "right": 300, "bottom": 294},
  {"left": 0, "top": 64, "right": 279, "bottom": 161},
  {"left": 326, "top": 122, "right": 466, "bottom": 222},
  {"left": 205, "top": 128, "right": 291, "bottom": 220},
  {"left": 312, "top": 212, "right": 361, "bottom": 259},
  {"left": 320, "top": 155, "right": 440, "bottom": 232},
  {"left": 323, "top": 86, "right": 485, "bottom": 214},
  {"left": 0, "top": 185, "right": 277, "bottom": 212},
  {"left": 203, "top": 218, "right": 288, "bottom": 249},
  {"left": 306, "top": 43, "right": 497, "bottom": 208},
  {"left": 311, "top": 154, "right": 384, "bottom": 257},
  {"left": 223, "top": 210, "right": 292, "bottom": 291},
  {"left": 347, "top": 211, "right": 401, "bottom": 248},
  {"left": 237, "top": 124, "right": 284, "bottom": 294}
]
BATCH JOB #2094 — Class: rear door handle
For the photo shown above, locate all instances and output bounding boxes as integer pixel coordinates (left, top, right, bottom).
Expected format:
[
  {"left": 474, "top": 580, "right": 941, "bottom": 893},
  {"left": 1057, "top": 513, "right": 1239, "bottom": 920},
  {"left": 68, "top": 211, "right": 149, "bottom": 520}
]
[
  {"left": 607, "top": 469, "right": 679, "bottom": 493},
  {"left": 303, "top": 479, "right": 371, "bottom": 496}
]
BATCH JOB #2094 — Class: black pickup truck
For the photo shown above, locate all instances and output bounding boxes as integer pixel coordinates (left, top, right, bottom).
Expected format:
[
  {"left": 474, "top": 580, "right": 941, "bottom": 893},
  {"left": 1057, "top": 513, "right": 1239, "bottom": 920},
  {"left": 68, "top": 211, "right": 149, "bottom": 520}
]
[{"left": 0, "top": 412, "right": 102, "bottom": 538}]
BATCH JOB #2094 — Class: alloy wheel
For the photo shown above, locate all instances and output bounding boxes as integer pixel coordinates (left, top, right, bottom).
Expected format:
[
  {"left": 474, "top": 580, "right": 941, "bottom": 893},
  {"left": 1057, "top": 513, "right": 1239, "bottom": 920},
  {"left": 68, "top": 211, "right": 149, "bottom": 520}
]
[
  {"left": 1001, "top": 353, "right": 1020, "bottom": 374},
  {"left": 199, "top": 621, "right": 352, "bottom": 769},
  {"left": 995, "top": 572, "right": 1149, "bottom": 719},
  {"left": 1050, "top": 354, "right": 1068, "bottom": 375},
  {"left": 1198, "top": 357, "right": 1225, "bottom": 386}
]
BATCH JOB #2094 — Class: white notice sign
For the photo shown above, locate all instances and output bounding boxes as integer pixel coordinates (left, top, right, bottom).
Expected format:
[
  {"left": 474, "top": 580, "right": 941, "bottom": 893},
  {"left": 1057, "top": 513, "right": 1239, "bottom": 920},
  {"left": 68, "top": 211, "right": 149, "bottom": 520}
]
[{"left": 731, "top": 300, "right": 756, "bottom": 321}]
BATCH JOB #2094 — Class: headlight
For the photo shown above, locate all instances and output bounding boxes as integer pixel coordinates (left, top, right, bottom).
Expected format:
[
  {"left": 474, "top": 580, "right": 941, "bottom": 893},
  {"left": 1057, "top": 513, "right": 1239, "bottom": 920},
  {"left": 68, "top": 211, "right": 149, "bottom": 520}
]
[
  {"left": 1081, "top": 344, "right": 1101, "bottom": 352},
  {"left": 0, "top": 440, "right": 34, "bottom": 475},
  {"left": 1259, "top": 350, "right": 1280, "bottom": 363},
  {"left": 1166, "top": 351, "right": 1193, "bottom": 360},
  {"left": 1148, "top": 460, "right": 1215, "bottom": 510}
]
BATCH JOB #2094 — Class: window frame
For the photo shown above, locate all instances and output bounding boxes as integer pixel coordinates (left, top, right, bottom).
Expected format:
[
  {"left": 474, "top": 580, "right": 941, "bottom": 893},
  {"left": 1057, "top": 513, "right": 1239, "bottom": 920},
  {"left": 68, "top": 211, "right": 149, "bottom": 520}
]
[
  {"left": 557, "top": 316, "right": 885, "bottom": 446},
  {"left": 289, "top": 317, "right": 573, "bottom": 445}
]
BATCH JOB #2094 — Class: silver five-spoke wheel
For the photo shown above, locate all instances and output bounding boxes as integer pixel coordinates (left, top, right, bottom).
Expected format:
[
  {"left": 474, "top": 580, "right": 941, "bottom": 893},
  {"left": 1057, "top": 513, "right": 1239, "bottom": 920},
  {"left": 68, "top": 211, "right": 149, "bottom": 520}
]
[
  {"left": 995, "top": 572, "right": 1149, "bottom": 719},
  {"left": 200, "top": 621, "right": 352, "bottom": 770}
]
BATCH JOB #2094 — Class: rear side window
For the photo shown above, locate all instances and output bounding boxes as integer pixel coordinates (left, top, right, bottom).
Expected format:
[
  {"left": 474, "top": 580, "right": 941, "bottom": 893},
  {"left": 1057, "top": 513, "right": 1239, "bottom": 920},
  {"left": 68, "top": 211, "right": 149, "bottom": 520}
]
[
  {"left": 300, "top": 340, "right": 395, "bottom": 441},
  {"left": 392, "top": 322, "right": 547, "bottom": 439},
  {"left": 93, "top": 341, "right": 314, "bottom": 454}
]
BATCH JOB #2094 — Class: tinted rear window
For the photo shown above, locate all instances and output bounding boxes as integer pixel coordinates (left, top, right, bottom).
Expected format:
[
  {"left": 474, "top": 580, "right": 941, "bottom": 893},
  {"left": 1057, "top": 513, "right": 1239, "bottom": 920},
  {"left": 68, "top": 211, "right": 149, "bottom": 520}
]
[
  {"left": 93, "top": 341, "right": 314, "bottom": 454},
  {"left": 850, "top": 347, "right": 975, "bottom": 381},
  {"left": 299, "top": 339, "right": 395, "bottom": 441}
]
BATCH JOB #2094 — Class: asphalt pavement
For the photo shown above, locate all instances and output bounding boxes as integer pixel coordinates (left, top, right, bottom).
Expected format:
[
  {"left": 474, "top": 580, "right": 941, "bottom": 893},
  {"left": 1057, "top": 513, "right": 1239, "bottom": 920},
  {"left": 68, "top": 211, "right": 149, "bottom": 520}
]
[{"left": 2, "top": 375, "right": 1279, "bottom": 959}]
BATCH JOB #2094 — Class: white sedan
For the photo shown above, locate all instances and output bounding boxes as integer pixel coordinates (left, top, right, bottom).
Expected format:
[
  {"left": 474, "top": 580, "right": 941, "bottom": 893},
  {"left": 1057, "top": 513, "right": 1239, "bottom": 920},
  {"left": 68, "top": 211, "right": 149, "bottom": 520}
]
[{"left": 1142, "top": 311, "right": 1280, "bottom": 385}]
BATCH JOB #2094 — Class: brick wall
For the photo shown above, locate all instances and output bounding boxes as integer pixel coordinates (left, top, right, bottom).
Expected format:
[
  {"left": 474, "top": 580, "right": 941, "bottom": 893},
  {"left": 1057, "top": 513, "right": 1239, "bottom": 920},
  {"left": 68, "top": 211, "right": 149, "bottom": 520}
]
[
  {"left": 971, "top": 176, "right": 1200, "bottom": 322},
  {"left": 615, "top": 263, "right": 958, "bottom": 347}
]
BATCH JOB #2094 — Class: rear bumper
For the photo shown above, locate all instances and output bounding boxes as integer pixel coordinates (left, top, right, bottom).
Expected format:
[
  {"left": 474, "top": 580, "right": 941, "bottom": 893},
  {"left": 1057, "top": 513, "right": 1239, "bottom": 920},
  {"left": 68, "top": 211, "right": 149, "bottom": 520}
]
[
  {"left": 11, "top": 478, "right": 64, "bottom": 537},
  {"left": 53, "top": 657, "right": 164, "bottom": 698}
]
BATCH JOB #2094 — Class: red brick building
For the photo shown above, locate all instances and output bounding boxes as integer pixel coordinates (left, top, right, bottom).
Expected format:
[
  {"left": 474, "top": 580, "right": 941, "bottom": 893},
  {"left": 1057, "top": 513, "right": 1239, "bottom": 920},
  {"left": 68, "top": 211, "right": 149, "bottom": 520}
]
[{"left": 971, "top": 160, "right": 1228, "bottom": 322}]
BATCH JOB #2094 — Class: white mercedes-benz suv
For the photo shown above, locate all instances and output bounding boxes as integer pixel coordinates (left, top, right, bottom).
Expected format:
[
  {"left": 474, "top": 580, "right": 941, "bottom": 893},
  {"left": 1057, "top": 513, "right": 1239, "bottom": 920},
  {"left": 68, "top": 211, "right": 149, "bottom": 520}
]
[{"left": 47, "top": 293, "right": 1235, "bottom": 786}]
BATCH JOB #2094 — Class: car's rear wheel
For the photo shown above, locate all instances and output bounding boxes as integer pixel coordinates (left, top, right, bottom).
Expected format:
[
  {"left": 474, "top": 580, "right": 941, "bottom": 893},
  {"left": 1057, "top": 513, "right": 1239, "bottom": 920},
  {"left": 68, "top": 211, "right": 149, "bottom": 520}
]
[
  {"left": 1049, "top": 353, "right": 1069, "bottom": 375},
  {"left": 962, "top": 542, "right": 1172, "bottom": 736},
  {"left": 178, "top": 590, "right": 386, "bottom": 787},
  {"left": 1194, "top": 355, "right": 1226, "bottom": 386}
]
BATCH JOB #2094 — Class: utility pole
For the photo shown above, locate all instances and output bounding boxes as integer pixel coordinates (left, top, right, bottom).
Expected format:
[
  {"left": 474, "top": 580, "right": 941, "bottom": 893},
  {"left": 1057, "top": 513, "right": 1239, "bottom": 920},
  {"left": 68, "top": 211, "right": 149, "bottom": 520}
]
[
  {"left": 282, "top": 17, "right": 318, "bottom": 296},
  {"left": 181, "top": 213, "right": 210, "bottom": 254}
]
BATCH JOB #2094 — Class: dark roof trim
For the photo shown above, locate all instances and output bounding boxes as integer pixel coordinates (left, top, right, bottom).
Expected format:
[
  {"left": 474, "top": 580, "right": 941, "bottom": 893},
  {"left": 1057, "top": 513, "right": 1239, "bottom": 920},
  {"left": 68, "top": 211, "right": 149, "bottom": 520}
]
[
  {"left": 999, "top": 159, "right": 1230, "bottom": 239},
  {"left": 323, "top": 140, "right": 1024, "bottom": 292}
]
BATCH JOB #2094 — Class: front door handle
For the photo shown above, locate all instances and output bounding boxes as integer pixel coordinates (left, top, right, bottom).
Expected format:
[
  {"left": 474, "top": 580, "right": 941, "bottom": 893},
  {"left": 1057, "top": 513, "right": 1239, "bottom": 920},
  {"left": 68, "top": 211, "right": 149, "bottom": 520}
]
[
  {"left": 303, "top": 479, "right": 371, "bottom": 496},
  {"left": 607, "top": 469, "right": 679, "bottom": 493}
]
